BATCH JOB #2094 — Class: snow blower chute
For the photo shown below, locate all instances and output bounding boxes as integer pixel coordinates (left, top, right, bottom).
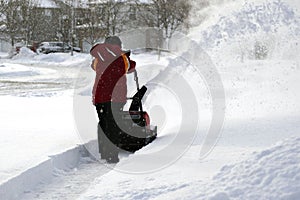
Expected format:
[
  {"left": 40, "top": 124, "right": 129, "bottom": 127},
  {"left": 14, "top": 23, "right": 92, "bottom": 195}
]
[{"left": 117, "top": 70, "right": 157, "bottom": 152}]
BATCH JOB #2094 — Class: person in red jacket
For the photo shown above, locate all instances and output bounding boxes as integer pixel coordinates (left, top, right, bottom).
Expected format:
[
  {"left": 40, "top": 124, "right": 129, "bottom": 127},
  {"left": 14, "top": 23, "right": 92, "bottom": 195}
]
[{"left": 90, "top": 36, "right": 136, "bottom": 163}]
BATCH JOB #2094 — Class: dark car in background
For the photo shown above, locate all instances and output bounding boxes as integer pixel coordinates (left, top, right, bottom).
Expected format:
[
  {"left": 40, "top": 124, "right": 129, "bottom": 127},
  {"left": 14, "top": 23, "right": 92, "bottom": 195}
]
[{"left": 37, "top": 42, "right": 81, "bottom": 54}]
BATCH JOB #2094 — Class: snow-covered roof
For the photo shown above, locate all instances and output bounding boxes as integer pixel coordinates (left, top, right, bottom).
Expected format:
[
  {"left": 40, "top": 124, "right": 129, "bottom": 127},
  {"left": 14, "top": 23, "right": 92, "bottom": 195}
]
[
  {"left": 35, "top": 0, "right": 59, "bottom": 8},
  {"left": 59, "top": 0, "right": 89, "bottom": 8},
  {"left": 33, "top": 0, "right": 89, "bottom": 8},
  {"left": 87, "top": 0, "right": 151, "bottom": 5}
]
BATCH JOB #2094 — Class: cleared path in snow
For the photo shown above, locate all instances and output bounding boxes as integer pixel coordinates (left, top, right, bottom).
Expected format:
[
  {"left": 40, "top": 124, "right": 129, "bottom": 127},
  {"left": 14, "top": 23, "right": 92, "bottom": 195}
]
[{"left": 20, "top": 157, "right": 111, "bottom": 200}]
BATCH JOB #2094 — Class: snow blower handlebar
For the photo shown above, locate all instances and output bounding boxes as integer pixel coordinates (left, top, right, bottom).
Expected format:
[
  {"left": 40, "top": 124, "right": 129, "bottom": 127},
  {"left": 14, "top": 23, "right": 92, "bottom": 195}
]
[
  {"left": 133, "top": 70, "right": 144, "bottom": 113},
  {"left": 126, "top": 69, "right": 147, "bottom": 113}
]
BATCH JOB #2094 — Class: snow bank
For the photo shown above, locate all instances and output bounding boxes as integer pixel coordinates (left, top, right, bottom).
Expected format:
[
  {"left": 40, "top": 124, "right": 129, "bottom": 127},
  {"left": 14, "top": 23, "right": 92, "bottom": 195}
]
[
  {"left": 185, "top": 0, "right": 300, "bottom": 122},
  {"left": 0, "top": 143, "right": 92, "bottom": 200},
  {"left": 0, "top": 63, "right": 55, "bottom": 79},
  {"left": 13, "top": 47, "right": 36, "bottom": 59},
  {"left": 77, "top": 136, "right": 300, "bottom": 200},
  {"left": 0, "top": 52, "right": 9, "bottom": 59},
  {"left": 10, "top": 49, "right": 90, "bottom": 67},
  {"left": 0, "top": 96, "right": 82, "bottom": 185},
  {"left": 155, "top": 137, "right": 300, "bottom": 200},
  {"left": 190, "top": 0, "right": 300, "bottom": 61},
  {"left": 203, "top": 1, "right": 299, "bottom": 46},
  {"left": 34, "top": 52, "right": 88, "bottom": 65},
  {"left": 209, "top": 137, "right": 300, "bottom": 200}
]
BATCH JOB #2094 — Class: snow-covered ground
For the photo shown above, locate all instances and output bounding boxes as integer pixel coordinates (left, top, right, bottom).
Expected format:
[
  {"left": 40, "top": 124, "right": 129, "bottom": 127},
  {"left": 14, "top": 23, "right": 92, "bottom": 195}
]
[
  {"left": 1, "top": 0, "right": 300, "bottom": 199},
  {"left": 0, "top": 50, "right": 89, "bottom": 186}
]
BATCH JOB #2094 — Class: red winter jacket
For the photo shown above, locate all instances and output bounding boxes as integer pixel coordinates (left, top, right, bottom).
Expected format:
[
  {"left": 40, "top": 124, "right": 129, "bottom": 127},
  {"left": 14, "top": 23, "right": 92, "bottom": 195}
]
[{"left": 90, "top": 43, "right": 136, "bottom": 105}]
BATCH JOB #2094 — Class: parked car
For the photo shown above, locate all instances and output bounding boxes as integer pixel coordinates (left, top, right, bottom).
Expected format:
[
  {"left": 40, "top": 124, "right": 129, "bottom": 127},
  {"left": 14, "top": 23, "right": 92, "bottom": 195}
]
[{"left": 37, "top": 42, "right": 81, "bottom": 54}]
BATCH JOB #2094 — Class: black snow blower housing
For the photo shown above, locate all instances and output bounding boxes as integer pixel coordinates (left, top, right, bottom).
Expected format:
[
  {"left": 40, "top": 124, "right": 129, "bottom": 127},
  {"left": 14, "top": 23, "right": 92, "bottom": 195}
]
[{"left": 118, "top": 70, "right": 157, "bottom": 152}]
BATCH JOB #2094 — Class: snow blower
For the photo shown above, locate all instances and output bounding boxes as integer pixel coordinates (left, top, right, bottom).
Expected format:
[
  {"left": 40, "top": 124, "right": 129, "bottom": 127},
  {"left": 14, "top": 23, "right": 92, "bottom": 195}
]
[{"left": 118, "top": 70, "right": 157, "bottom": 152}]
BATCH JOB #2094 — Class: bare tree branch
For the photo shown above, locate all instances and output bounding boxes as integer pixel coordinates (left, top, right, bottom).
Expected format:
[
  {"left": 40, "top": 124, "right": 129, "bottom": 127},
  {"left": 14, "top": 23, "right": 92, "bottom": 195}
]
[{"left": 135, "top": 0, "right": 191, "bottom": 38}]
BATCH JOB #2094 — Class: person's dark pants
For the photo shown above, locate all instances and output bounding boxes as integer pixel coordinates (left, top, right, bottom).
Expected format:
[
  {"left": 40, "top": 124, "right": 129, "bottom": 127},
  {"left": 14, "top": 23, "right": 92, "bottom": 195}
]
[{"left": 96, "top": 102, "right": 124, "bottom": 163}]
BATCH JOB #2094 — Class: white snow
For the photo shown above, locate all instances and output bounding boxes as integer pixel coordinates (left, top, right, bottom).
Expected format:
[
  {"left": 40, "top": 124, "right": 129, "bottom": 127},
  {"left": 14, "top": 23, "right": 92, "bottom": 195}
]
[
  {"left": 0, "top": 96, "right": 80, "bottom": 183},
  {"left": 77, "top": 0, "right": 300, "bottom": 199},
  {"left": 0, "top": 52, "right": 89, "bottom": 186},
  {"left": 0, "top": 0, "right": 300, "bottom": 199},
  {"left": 35, "top": 0, "right": 59, "bottom": 8},
  {"left": 0, "top": 52, "right": 8, "bottom": 59},
  {"left": 151, "top": 137, "right": 300, "bottom": 200}
]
